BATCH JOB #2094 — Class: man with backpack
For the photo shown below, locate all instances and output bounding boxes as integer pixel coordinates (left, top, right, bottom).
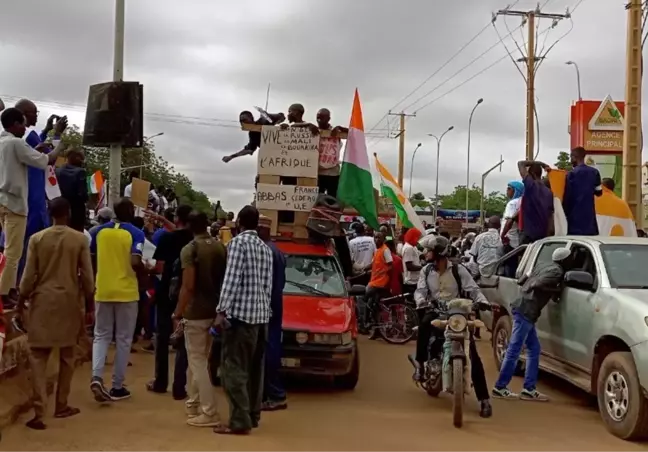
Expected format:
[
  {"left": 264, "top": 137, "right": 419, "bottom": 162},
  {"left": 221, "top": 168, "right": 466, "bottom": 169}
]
[
  {"left": 410, "top": 235, "right": 493, "bottom": 418},
  {"left": 172, "top": 211, "right": 227, "bottom": 427}
]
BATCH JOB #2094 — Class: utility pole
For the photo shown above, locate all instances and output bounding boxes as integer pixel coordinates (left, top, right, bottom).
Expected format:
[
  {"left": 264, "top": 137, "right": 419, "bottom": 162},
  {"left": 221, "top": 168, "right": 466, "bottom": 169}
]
[
  {"left": 495, "top": 5, "right": 571, "bottom": 159},
  {"left": 622, "top": 0, "right": 643, "bottom": 228},
  {"left": 389, "top": 111, "right": 416, "bottom": 189},
  {"left": 109, "top": 0, "right": 125, "bottom": 208}
]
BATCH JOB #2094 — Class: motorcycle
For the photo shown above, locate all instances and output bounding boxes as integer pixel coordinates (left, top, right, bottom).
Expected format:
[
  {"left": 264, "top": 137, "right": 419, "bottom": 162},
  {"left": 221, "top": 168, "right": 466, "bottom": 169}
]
[{"left": 409, "top": 298, "right": 487, "bottom": 428}]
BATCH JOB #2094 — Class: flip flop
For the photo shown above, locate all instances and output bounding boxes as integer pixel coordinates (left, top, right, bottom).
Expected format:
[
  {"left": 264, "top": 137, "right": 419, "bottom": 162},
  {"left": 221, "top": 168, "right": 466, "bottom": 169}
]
[
  {"left": 146, "top": 381, "right": 167, "bottom": 394},
  {"left": 26, "top": 418, "right": 46, "bottom": 430},
  {"left": 212, "top": 424, "right": 250, "bottom": 435},
  {"left": 54, "top": 407, "right": 81, "bottom": 418}
]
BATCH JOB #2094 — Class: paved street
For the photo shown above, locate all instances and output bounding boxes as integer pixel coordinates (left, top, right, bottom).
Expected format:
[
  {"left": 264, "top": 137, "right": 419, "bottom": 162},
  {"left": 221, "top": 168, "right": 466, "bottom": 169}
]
[{"left": 1, "top": 336, "right": 644, "bottom": 451}]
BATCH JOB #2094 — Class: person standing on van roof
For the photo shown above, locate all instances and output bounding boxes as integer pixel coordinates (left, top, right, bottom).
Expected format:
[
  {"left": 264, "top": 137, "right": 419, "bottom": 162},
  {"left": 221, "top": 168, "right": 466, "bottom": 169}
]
[
  {"left": 563, "top": 147, "right": 603, "bottom": 235},
  {"left": 222, "top": 110, "right": 286, "bottom": 163}
]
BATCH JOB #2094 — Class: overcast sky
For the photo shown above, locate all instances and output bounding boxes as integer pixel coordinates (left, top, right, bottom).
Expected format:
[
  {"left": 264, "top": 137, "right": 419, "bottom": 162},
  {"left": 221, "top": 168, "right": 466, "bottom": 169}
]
[{"left": 0, "top": 0, "right": 635, "bottom": 212}]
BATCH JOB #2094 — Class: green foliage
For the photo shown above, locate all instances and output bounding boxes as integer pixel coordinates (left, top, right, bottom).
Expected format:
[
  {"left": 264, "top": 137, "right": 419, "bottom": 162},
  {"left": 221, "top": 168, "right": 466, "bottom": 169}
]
[
  {"left": 61, "top": 125, "right": 214, "bottom": 215},
  {"left": 555, "top": 151, "right": 573, "bottom": 171},
  {"left": 434, "top": 184, "right": 507, "bottom": 215},
  {"left": 409, "top": 192, "right": 430, "bottom": 208}
]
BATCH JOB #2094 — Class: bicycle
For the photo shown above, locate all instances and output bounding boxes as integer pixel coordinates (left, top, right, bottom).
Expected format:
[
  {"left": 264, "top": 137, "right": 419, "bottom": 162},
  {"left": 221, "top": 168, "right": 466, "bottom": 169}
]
[{"left": 363, "top": 292, "right": 417, "bottom": 345}]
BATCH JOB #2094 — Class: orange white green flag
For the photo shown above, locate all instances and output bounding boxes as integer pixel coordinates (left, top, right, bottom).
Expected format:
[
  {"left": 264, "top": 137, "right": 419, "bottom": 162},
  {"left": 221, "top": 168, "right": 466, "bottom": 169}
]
[
  {"left": 337, "top": 89, "right": 379, "bottom": 229},
  {"left": 375, "top": 155, "right": 425, "bottom": 233},
  {"left": 87, "top": 170, "right": 104, "bottom": 194}
]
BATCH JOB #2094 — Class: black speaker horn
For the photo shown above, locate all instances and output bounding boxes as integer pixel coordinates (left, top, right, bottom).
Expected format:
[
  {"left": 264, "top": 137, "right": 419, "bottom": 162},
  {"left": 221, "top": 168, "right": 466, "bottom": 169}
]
[{"left": 83, "top": 81, "right": 143, "bottom": 147}]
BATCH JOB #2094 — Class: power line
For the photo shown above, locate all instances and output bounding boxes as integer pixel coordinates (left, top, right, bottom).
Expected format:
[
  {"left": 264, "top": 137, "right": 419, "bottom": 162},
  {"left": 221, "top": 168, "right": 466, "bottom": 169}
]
[
  {"left": 403, "top": 22, "right": 525, "bottom": 112},
  {"left": 364, "top": 0, "right": 523, "bottom": 136},
  {"left": 0, "top": 94, "right": 239, "bottom": 127},
  {"left": 413, "top": 24, "right": 557, "bottom": 115}
]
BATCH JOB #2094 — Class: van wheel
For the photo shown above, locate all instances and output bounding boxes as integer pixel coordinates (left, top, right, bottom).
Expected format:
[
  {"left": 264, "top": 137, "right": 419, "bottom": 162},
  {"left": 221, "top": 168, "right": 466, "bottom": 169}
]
[
  {"left": 492, "top": 316, "right": 524, "bottom": 375},
  {"left": 334, "top": 348, "right": 359, "bottom": 390},
  {"left": 597, "top": 351, "right": 648, "bottom": 440}
]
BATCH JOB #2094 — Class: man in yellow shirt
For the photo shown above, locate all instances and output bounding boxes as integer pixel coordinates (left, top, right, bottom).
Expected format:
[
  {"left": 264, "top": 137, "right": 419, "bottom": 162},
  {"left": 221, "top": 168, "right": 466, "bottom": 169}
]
[{"left": 89, "top": 198, "right": 145, "bottom": 402}]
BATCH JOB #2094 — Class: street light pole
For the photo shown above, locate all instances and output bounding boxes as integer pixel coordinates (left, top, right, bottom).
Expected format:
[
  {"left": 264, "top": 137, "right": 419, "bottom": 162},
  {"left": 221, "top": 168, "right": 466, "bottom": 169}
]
[
  {"left": 466, "top": 98, "right": 484, "bottom": 228},
  {"left": 480, "top": 155, "right": 504, "bottom": 227},
  {"left": 565, "top": 61, "right": 582, "bottom": 101},
  {"left": 140, "top": 132, "right": 164, "bottom": 178},
  {"left": 407, "top": 143, "right": 422, "bottom": 199},
  {"left": 428, "top": 126, "right": 454, "bottom": 223},
  {"left": 108, "top": 0, "right": 125, "bottom": 208}
]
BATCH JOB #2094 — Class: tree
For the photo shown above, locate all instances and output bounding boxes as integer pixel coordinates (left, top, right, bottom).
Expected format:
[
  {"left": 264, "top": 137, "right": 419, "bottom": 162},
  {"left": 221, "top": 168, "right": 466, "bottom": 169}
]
[
  {"left": 436, "top": 184, "right": 508, "bottom": 216},
  {"left": 60, "top": 125, "right": 214, "bottom": 215},
  {"left": 555, "top": 151, "right": 572, "bottom": 171},
  {"left": 409, "top": 192, "right": 430, "bottom": 208}
]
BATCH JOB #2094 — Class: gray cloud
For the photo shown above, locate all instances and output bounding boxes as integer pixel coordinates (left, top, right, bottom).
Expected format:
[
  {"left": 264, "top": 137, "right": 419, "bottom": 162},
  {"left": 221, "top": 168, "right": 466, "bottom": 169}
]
[{"left": 0, "top": 0, "right": 634, "bottom": 211}]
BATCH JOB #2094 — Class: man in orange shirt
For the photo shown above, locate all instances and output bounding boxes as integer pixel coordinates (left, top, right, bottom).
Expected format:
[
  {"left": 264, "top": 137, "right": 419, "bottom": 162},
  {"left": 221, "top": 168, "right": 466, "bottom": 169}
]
[{"left": 363, "top": 232, "right": 392, "bottom": 336}]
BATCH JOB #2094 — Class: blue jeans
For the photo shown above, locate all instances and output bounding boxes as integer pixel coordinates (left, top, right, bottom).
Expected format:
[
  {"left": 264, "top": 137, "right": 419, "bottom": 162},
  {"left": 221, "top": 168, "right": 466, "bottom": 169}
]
[
  {"left": 92, "top": 301, "right": 138, "bottom": 389},
  {"left": 495, "top": 310, "right": 541, "bottom": 391},
  {"left": 263, "top": 320, "right": 286, "bottom": 402}
]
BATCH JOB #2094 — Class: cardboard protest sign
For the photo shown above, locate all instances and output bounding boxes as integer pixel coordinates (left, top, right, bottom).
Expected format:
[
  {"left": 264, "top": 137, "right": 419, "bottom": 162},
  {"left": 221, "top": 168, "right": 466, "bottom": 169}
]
[
  {"left": 255, "top": 183, "right": 319, "bottom": 212},
  {"left": 257, "top": 126, "right": 319, "bottom": 178}
]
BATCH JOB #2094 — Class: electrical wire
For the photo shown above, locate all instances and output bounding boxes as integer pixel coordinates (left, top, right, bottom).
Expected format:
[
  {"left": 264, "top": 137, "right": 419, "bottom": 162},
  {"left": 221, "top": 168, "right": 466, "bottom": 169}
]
[
  {"left": 534, "top": 16, "right": 574, "bottom": 72},
  {"left": 364, "top": 0, "right": 524, "bottom": 137},
  {"left": 413, "top": 25, "right": 556, "bottom": 115},
  {"left": 492, "top": 21, "right": 528, "bottom": 82},
  {"left": 401, "top": 23, "right": 525, "bottom": 112},
  {"left": 0, "top": 94, "right": 239, "bottom": 127}
]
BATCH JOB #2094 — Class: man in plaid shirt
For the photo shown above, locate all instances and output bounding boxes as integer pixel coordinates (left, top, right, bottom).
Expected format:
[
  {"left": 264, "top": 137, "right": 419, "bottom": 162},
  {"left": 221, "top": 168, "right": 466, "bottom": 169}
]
[{"left": 214, "top": 205, "right": 273, "bottom": 435}]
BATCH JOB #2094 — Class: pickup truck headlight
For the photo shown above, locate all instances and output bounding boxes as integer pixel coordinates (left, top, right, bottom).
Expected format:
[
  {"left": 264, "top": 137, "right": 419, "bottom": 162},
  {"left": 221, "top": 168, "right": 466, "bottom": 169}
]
[{"left": 311, "top": 332, "right": 352, "bottom": 345}]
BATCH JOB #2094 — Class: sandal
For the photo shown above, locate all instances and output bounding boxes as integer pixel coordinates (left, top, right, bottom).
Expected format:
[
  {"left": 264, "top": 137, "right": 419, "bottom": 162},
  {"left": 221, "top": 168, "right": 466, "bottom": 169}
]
[
  {"left": 213, "top": 424, "right": 250, "bottom": 435},
  {"left": 26, "top": 418, "right": 47, "bottom": 430},
  {"left": 146, "top": 380, "right": 167, "bottom": 394},
  {"left": 54, "top": 406, "right": 81, "bottom": 418}
]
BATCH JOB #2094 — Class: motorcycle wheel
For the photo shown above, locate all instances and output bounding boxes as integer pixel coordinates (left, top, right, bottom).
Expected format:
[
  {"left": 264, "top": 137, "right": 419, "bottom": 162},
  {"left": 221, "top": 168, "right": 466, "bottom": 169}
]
[{"left": 452, "top": 358, "right": 464, "bottom": 428}]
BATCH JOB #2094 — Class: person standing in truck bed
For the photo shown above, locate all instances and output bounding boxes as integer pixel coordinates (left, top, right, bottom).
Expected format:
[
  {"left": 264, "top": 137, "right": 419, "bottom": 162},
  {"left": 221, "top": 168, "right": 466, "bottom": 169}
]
[{"left": 222, "top": 110, "right": 285, "bottom": 163}]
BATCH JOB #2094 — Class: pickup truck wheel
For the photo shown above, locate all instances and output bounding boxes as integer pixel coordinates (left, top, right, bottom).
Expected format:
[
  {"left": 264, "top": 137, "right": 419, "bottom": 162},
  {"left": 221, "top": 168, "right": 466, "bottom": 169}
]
[
  {"left": 334, "top": 348, "right": 359, "bottom": 390},
  {"left": 597, "top": 351, "right": 648, "bottom": 440},
  {"left": 492, "top": 316, "right": 525, "bottom": 375}
]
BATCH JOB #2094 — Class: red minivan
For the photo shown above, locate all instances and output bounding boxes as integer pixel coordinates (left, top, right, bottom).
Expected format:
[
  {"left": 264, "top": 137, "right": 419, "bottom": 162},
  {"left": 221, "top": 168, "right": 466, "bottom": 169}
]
[{"left": 275, "top": 241, "right": 360, "bottom": 390}]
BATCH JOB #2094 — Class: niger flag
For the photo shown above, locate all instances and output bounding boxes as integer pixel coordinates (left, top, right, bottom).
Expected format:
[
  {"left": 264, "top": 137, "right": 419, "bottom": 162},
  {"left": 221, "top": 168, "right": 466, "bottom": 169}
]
[{"left": 547, "top": 169, "right": 637, "bottom": 237}]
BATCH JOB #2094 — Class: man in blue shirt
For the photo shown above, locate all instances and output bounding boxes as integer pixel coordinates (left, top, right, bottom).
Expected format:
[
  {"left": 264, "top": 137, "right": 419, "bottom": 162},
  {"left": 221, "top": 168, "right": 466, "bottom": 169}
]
[
  {"left": 517, "top": 160, "right": 554, "bottom": 243},
  {"left": 257, "top": 214, "right": 287, "bottom": 411},
  {"left": 563, "top": 147, "right": 603, "bottom": 235},
  {"left": 15, "top": 99, "right": 68, "bottom": 279}
]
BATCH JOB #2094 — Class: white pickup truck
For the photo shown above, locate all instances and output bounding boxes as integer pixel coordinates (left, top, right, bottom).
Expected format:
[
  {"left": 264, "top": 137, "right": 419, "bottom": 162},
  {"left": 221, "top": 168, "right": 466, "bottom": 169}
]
[{"left": 478, "top": 236, "right": 648, "bottom": 440}]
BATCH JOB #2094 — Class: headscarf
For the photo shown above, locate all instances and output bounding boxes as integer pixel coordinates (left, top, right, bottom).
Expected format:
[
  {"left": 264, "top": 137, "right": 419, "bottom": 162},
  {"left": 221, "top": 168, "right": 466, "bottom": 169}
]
[
  {"left": 404, "top": 228, "right": 422, "bottom": 246},
  {"left": 508, "top": 180, "right": 524, "bottom": 199}
]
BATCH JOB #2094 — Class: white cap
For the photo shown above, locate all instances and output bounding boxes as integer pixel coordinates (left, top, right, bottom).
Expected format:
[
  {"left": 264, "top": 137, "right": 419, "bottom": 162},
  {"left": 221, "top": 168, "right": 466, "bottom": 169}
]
[{"left": 552, "top": 247, "right": 571, "bottom": 262}]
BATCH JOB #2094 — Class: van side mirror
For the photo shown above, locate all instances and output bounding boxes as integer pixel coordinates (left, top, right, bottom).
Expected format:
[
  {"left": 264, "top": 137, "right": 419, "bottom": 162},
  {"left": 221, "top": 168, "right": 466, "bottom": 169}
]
[
  {"left": 564, "top": 270, "right": 594, "bottom": 291},
  {"left": 348, "top": 284, "right": 366, "bottom": 296}
]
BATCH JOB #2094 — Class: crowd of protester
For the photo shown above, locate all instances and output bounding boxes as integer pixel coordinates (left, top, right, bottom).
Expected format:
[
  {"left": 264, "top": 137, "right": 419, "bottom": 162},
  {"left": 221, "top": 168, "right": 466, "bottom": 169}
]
[{"left": 0, "top": 100, "right": 288, "bottom": 435}]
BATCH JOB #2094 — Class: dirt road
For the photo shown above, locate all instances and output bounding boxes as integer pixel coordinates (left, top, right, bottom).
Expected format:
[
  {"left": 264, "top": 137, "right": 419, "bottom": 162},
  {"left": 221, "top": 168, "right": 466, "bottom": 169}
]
[{"left": 0, "top": 337, "right": 644, "bottom": 451}]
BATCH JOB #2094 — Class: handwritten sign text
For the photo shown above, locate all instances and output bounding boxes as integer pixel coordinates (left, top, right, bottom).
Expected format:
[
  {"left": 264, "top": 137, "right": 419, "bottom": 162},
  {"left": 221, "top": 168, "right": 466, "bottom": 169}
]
[
  {"left": 255, "top": 183, "right": 319, "bottom": 212},
  {"left": 258, "top": 126, "right": 319, "bottom": 178}
]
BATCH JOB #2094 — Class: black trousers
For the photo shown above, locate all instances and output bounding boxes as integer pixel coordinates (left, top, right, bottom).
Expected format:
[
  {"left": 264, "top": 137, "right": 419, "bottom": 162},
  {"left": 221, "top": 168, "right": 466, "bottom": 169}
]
[
  {"left": 318, "top": 175, "right": 339, "bottom": 198},
  {"left": 153, "top": 300, "right": 187, "bottom": 396},
  {"left": 415, "top": 309, "right": 490, "bottom": 402},
  {"left": 221, "top": 320, "right": 267, "bottom": 431}
]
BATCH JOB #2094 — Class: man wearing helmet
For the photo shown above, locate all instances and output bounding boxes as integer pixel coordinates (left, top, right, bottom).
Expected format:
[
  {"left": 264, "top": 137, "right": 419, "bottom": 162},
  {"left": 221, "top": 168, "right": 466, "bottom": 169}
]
[
  {"left": 411, "top": 235, "right": 493, "bottom": 418},
  {"left": 492, "top": 247, "right": 571, "bottom": 402}
]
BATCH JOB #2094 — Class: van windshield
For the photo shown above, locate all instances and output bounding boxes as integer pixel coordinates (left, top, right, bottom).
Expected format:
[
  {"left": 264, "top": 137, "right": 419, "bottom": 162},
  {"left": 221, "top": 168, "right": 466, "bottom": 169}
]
[
  {"left": 284, "top": 254, "right": 346, "bottom": 297},
  {"left": 600, "top": 244, "right": 648, "bottom": 288}
]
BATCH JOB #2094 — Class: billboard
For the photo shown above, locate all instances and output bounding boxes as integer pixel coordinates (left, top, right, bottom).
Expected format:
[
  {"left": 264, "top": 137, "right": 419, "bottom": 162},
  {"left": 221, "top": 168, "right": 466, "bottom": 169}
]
[{"left": 569, "top": 95, "right": 625, "bottom": 153}]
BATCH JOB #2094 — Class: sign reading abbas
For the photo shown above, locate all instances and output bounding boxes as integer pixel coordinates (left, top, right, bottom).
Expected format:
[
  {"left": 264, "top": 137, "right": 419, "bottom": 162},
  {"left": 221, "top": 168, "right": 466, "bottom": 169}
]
[
  {"left": 255, "top": 183, "right": 319, "bottom": 212},
  {"left": 258, "top": 126, "right": 319, "bottom": 178}
]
